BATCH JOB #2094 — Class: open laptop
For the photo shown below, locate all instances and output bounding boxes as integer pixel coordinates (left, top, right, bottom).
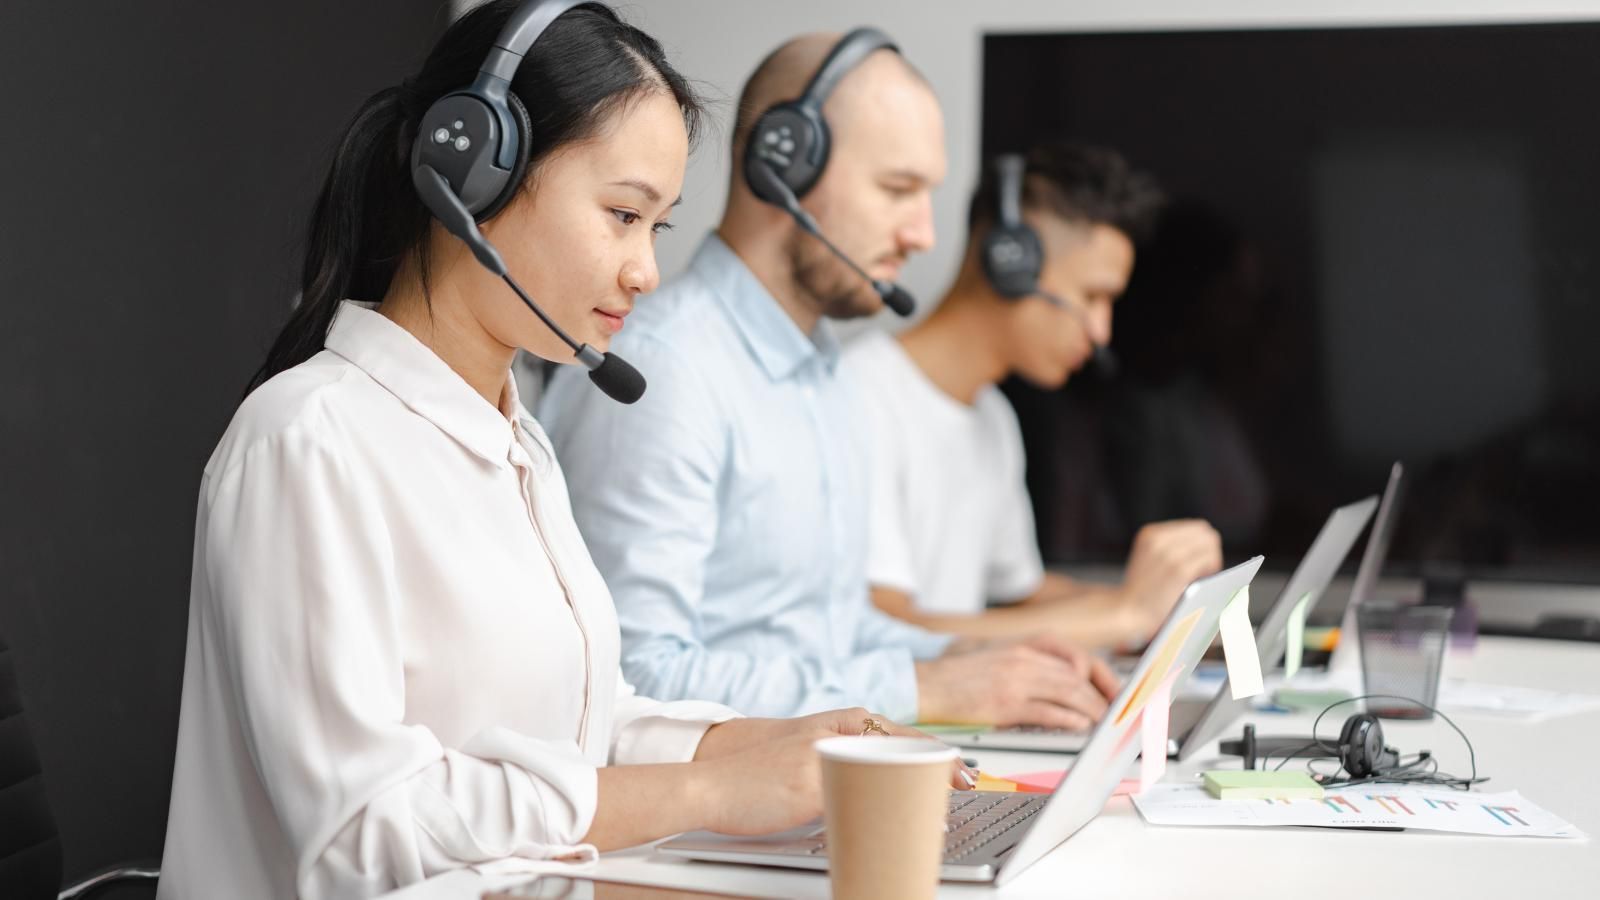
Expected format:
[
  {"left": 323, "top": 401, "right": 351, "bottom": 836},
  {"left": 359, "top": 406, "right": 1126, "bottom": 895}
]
[
  {"left": 1327, "top": 462, "right": 1405, "bottom": 675},
  {"left": 660, "top": 556, "right": 1263, "bottom": 885},
  {"left": 932, "top": 496, "right": 1381, "bottom": 756},
  {"left": 1170, "top": 492, "right": 1378, "bottom": 759}
]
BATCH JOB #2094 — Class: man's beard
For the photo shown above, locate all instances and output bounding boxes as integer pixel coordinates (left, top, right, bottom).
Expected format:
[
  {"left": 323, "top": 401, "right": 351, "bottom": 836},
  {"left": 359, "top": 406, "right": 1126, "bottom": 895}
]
[{"left": 786, "top": 229, "right": 883, "bottom": 320}]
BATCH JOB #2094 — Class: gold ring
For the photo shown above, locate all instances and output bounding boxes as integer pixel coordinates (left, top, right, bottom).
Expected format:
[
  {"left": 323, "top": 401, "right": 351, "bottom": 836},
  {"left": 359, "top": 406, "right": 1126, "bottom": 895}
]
[{"left": 860, "top": 716, "right": 890, "bottom": 736}]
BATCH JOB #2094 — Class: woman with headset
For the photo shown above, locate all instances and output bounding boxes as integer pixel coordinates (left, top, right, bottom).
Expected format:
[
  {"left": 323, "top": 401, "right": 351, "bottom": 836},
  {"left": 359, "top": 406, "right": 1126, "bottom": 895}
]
[{"left": 158, "top": 3, "right": 968, "bottom": 897}]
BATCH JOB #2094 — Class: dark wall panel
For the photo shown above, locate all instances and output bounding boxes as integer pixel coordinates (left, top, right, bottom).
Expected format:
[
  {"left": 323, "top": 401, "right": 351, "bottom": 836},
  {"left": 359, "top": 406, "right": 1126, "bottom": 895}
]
[{"left": 0, "top": 0, "right": 447, "bottom": 878}]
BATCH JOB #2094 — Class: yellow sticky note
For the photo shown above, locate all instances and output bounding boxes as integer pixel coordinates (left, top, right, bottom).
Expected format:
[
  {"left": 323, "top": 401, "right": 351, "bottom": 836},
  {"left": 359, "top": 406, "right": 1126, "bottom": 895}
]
[
  {"left": 1220, "top": 586, "right": 1264, "bottom": 700},
  {"left": 1284, "top": 594, "right": 1311, "bottom": 679},
  {"left": 975, "top": 773, "right": 1020, "bottom": 793},
  {"left": 1115, "top": 607, "right": 1204, "bottom": 725}
]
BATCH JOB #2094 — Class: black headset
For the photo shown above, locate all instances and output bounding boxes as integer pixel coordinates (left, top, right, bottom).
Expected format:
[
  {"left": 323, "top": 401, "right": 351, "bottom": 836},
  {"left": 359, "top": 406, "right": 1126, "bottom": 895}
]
[
  {"left": 743, "top": 27, "right": 899, "bottom": 207},
  {"left": 980, "top": 153, "right": 1046, "bottom": 299},
  {"left": 411, "top": 0, "right": 586, "bottom": 223},
  {"left": 739, "top": 28, "right": 916, "bottom": 317},
  {"left": 1336, "top": 713, "right": 1401, "bottom": 779},
  {"left": 1237, "top": 694, "right": 1486, "bottom": 789},
  {"left": 980, "top": 152, "right": 1119, "bottom": 377},
  {"left": 406, "top": 0, "right": 645, "bottom": 404}
]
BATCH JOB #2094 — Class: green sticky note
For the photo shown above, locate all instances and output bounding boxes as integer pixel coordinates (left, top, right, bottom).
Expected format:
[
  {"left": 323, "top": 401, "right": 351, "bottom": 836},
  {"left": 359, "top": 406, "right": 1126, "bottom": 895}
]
[
  {"left": 1203, "top": 770, "right": 1325, "bottom": 800},
  {"left": 1284, "top": 593, "right": 1311, "bottom": 679},
  {"left": 1273, "top": 688, "right": 1352, "bottom": 711},
  {"left": 913, "top": 723, "right": 984, "bottom": 735}
]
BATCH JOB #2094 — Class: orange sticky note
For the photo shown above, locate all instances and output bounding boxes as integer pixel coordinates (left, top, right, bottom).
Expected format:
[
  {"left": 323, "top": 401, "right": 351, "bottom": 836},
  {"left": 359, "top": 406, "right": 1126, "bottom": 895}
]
[{"left": 1115, "top": 607, "right": 1203, "bottom": 725}]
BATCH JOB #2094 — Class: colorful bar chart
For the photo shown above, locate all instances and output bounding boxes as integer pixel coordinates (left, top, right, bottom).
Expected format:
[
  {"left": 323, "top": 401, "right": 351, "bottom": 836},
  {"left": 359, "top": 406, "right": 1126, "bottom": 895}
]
[
  {"left": 1132, "top": 785, "right": 1583, "bottom": 838},
  {"left": 1366, "top": 794, "right": 1415, "bottom": 815},
  {"left": 1322, "top": 796, "right": 1360, "bottom": 813},
  {"left": 1483, "top": 805, "right": 1531, "bottom": 827}
]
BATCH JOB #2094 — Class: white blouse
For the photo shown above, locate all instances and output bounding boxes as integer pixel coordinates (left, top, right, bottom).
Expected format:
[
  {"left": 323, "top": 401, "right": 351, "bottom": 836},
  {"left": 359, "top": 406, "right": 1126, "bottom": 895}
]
[{"left": 158, "top": 303, "right": 737, "bottom": 900}]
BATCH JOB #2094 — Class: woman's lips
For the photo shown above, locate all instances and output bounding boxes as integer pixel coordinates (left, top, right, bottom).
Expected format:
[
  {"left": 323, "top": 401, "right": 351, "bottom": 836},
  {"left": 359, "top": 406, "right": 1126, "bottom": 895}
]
[{"left": 595, "top": 308, "right": 627, "bottom": 334}]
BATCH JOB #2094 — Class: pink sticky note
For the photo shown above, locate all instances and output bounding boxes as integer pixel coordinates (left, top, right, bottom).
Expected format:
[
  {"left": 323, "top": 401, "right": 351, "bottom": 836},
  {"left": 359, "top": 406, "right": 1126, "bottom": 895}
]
[
  {"left": 1003, "top": 770, "right": 1140, "bottom": 797},
  {"left": 1139, "top": 675, "right": 1176, "bottom": 792}
]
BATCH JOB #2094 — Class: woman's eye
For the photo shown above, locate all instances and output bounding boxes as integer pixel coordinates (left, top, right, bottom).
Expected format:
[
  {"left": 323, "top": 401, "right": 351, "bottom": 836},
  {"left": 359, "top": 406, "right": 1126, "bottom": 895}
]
[
  {"left": 611, "top": 209, "right": 641, "bottom": 225},
  {"left": 651, "top": 221, "right": 675, "bottom": 235}
]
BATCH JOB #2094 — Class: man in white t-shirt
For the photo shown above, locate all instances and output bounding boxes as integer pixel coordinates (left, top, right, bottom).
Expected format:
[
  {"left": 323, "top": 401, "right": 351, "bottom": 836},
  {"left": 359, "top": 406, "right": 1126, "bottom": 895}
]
[{"left": 845, "top": 143, "right": 1223, "bottom": 649}]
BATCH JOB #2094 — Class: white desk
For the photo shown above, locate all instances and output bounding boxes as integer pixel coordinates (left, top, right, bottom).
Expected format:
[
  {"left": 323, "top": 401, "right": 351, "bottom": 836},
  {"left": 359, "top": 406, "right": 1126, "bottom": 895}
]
[{"left": 387, "top": 636, "right": 1599, "bottom": 899}]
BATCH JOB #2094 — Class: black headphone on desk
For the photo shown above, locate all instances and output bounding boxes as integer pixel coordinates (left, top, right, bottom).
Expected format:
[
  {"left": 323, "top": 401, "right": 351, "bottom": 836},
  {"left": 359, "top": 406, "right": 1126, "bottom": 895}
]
[
  {"left": 1336, "top": 713, "right": 1401, "bottom": 779},
  {"left": 405, "top": 0, "right": 645, "bottom": 404},
  {"left": 1233, "top": 694, "right": 1486, "bottom": 789},
  {"left": 980, "top": 153, "right": 1118, "bottom": 377},
  {"left": 741, "top": 28, "right": 917, "bottom": 317}
]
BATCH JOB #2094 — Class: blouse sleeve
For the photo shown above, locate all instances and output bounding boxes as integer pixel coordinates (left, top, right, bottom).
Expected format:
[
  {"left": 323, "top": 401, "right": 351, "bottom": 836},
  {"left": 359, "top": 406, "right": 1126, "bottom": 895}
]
[
  {"left": 198, "top": 422, "right": 599, "bottom": 898},
  {"left": 609, "top": 675, "right": 741, "bottom": 767}
]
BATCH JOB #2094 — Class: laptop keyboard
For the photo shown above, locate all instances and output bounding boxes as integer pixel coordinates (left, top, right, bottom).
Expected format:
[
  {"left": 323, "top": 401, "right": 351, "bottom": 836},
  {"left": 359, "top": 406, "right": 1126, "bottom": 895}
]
[{"left": 807, "top": 792, "right": 1048, "bottom": 863}]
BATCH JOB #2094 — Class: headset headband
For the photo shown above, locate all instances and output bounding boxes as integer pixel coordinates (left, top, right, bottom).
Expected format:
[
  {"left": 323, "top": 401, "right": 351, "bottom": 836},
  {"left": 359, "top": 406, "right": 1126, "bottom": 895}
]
[
  {"left": 797, "top": 27, "right": 898, "bottom": 111},
  {"left": 464, "top": 0, "right": 589, "bottom": 170},
  {"left": 996, "top": 153, "right": 1026, "bottom": 229},
  {"left": 480, "top": 0, "right": 588, "bottom": 81}
]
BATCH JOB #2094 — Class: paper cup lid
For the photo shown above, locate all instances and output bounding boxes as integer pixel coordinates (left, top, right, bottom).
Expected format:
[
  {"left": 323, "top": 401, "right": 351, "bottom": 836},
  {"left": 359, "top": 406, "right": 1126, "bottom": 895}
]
[{"left": 814, "top": 735, "right": 960, "bottom": 765}]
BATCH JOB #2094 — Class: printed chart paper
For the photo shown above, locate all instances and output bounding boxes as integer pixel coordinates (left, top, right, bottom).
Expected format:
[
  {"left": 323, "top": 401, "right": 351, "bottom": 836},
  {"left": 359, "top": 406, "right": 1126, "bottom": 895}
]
[{"left": 1132, "top": 784, "right": 1583, "bottom": 838}]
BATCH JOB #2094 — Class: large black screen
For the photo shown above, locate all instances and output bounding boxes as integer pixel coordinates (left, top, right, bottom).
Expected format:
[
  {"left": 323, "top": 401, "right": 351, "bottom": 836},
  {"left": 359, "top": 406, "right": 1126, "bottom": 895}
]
[{"left": 984, "top": 22, "right": 1600, "bottom": 584}]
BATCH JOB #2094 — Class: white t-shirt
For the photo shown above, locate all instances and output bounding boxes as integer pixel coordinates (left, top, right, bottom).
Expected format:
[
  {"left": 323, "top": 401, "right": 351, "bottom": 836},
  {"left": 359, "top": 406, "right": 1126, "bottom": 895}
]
[{"left": 845, "top": 329, "right": 1046, "bottom": 616}]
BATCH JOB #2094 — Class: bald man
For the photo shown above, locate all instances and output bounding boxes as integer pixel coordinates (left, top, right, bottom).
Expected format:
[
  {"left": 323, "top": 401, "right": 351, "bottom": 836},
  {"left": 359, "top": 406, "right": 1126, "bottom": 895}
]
[{"left": 541, "top": 32, "right": 1117, "bottom": 730}]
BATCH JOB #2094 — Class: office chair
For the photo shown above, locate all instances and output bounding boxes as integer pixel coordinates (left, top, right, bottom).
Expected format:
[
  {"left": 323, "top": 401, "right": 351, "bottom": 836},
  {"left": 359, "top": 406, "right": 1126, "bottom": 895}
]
[{"left": 0, "top": 633, "right": 159, "bottom": 899}]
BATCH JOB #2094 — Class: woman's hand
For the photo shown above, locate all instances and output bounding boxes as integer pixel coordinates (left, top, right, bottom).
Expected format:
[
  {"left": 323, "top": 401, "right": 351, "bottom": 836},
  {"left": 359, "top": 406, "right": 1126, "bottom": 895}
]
[{"left": 691, "top": 707, "right": 976, "bottom": 836}]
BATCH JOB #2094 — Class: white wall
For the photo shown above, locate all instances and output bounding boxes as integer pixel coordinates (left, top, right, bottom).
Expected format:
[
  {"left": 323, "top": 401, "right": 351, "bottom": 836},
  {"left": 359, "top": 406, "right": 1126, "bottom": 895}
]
[
  {"left": 454, "top": 0, "right": 1600, "bottom": 308},
  {"left": 581, "top": 0, "right": 1600, "bottom": 314}
]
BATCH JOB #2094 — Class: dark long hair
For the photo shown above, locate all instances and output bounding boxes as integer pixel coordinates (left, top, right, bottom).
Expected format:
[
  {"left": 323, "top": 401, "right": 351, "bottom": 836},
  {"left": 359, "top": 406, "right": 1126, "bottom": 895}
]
[{"left": 246, "top": 0, "right": 703, "bottom": 394}]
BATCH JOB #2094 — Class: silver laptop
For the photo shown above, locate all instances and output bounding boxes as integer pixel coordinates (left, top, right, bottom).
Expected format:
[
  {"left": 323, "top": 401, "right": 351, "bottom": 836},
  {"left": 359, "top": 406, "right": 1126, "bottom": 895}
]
[
  {"left": 1171, "top": 493, "right": 1378, "bottom": 759},
  {"left": 659, "top": 557, "right": 1263, "bottom": 885},
  {"left": 932, "top": 496, "right": 1380, "bottom": 757},
  {"left": 1326, "top": 462, "right": 1405, "bottom": 674}
]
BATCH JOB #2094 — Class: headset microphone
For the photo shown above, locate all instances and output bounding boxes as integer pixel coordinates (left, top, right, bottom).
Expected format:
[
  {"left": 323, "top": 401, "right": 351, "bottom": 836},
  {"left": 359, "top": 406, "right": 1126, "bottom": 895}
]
[
  {"left": 747, "top": 163, "right": 915, "bottom": 317},
  {"left": 413, "top": 164, "right": 646, "bottom": 405},
  {"left": 1039, "top": 291, "right": 1120, "bottom": 379}
]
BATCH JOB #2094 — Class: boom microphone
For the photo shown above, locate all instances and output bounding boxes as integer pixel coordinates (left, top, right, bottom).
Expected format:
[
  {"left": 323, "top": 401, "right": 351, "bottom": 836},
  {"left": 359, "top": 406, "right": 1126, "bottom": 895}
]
[
  {"left": 413, "top": 164, "right": 646, "bottom": 404},
  {"left": 748, "top": 163, "right": 916, "bottom": 317}
]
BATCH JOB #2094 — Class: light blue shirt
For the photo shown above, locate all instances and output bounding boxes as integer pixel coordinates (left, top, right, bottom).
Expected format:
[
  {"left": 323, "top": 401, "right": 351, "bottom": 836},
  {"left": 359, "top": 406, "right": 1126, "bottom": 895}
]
[{"left": 540, "top": 235, "right": 952, "bottom": 721}]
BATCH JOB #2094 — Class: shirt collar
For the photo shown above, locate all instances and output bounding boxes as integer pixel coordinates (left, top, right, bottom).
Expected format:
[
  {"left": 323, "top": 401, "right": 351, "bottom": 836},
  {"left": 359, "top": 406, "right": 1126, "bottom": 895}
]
[
  {"left": 694, "top": 234, "right": 841, "bottom": 381},
  {"left": 324, "top": 301, "right": 516, "bottom": 464}
]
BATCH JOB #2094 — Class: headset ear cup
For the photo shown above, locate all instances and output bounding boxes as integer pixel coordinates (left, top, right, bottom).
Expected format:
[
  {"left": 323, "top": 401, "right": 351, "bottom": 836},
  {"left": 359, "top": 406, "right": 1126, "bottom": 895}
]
[
  {"left": 982, "top": 224, "right": 1045, "bottom": 299},
  {"left": 1338, "top": 714, "right": 1385, "bottom": 778},
  {"left": 743, "top": 102, "right": 830, "bottom": 205},
  {"left": 475, "top": 89, "right": 534, "bottom": 223}
]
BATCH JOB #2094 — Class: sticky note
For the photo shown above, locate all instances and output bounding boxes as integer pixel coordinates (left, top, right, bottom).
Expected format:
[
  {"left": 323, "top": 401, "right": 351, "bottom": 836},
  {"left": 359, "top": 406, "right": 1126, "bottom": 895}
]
[
  {"left": 975, "top": 773, "right": 1022, "bottom": 793},
  {"left": 1219, "top": 586, "right": 1264, "bottom": 700},
  {"left": 1272, "top": 688, "right": 1351, "bottom": 711},
  {"left": 1203, "top": 770, "right": 1325, "bottom": 800},
  {"left": 1139, "top": 675, "right": 1175, "bottom": 791},
  {"left": 1115, "top": 607, "right": 1204, "bottom": 725},
  {"left": 1005, "top": 771, "right": 1141, "bottom": 796},
  {"left": 1284, "top": 593, "right": 1311, "bottom": 679}
]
